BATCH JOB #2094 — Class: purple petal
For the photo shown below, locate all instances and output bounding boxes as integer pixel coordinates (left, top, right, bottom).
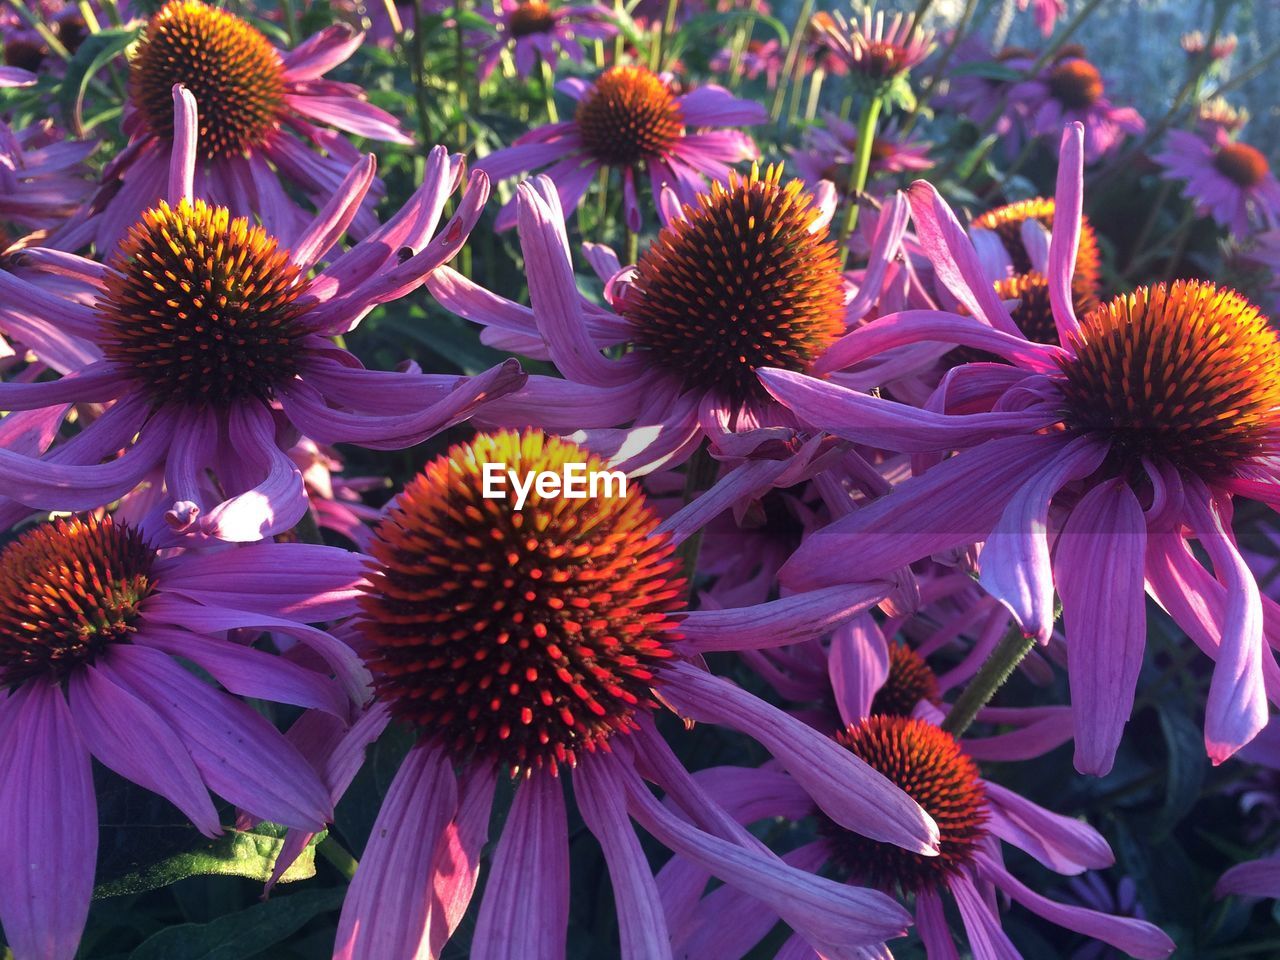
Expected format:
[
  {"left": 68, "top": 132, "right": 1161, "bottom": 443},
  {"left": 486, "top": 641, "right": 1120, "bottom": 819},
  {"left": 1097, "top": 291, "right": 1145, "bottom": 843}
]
[
  {"left": 1048, "top": 123, "right": 1085, "bottom": 344},
  {"left": 575, "top": 758, "right": 673, "bottom": 960},
  {"left": 333, "top": 743, "right": 460, "bottom": 960},
  {"left": 830, "top": 614, "right": 890, "bottom": 725},
  {"left": 979, "top": 438, "right": 1108, "bottom": 642},
  {"left": 678, "top": 584, "right": 887, "bottom": 653},
  {"left": 982, "top": 781, "right": 1113, "bottom": 874},
  {"left": 471, "top": 771, "right": 570, "bottom": 960},
  {"left": 659, "top": 661, "right": 939, "bottom": 854},
  {"left": 1055, "top": 480, "right": 1147, "bottom": 775},
  {"left": 69, "top": 663, "right": 220, "bottom": 837},
  {"left": 0, "top": 681, "right": 96, "bottom": 960},
  {"left": 100, "top": 645, "right": 333, "bottom": 831}
]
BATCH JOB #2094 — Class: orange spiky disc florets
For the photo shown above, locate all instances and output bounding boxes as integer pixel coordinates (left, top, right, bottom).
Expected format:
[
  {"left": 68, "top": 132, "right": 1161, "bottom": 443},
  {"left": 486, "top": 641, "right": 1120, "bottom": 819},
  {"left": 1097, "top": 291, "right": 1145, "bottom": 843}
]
[
  {"left": 971, "top": 196, "right": 1101, "bottom": 323},
  {"left": 1214, "top": 141, "right": 1270, "bottom": 188},
  {"left": 130, "top": 0, "right": 285, "bottom": 158},
  {"left": 357, "top": 430, "right": 685, "bottom": 775},
  {"left": 1046, "top": 58, "right": 1104, "bottom": 109},
  {"left": 509, "top": 0, "right": 556, "bottom": 37},
  {"left": 1059, "top": 280, "right": 1280, "bottom": 478},
  {"left": 621, "top": 164, "right": 847, "bottom": 404},
  {"left": 869, "top": 642, "right": 940, "bottom": 718},
  {"left": 99, "top": 198, "right": 309, "bottom": 409},
  {"left": 819, "top": 716, "right": 986, "bottom": 892},
  {"left": 0, "top": 516, "right": 154, "bottom": 685},
  {"left": 574, "top": 65, "right": 684, "bottom": 167}
]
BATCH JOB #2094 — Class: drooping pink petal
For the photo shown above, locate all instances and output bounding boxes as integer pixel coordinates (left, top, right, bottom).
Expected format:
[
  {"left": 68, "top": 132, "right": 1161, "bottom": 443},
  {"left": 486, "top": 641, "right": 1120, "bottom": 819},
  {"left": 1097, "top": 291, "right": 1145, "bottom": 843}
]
[
  {"left": 0, "top": 681, "right": 96, "bottom": 960},
  {"left": 780, "top": 435, "right": 1063, "bottom": 591},
  {"left": 1054, "top": 480, "right": 1147, "bottom": 775},
  {"left": 949, "top": 871, "right": 1021, "bottom": 960},
  {"left": 100, "top": 644, "right": 333, "bottom": 831},
  {"left": 979, "top": 437, "right": 1109, "bottom": 642},
  {"left": 68, "top": 662, "right": 220, "bottom": 837},
  {"left": 830, "top": 614, "right": 890, "bottom": 725},
  {"left": 1048, "top": 123, "right": 1086, "bottom": 345},
  {"left": 471, "top": 771, "right": 570, "bottom": 960},
  {"left": 982, "top": 781, "right": 1113, "bottom": 874},
  {"left": 1186, "top": 487, "right": 1269, "bottom": 763},
  {"left": 603, "top": 752, "right": 914, "bottom": 948},
  {"left": 429, "top": 762, "right": 498, "bottom": 955},
  {"left": 333, "top": 743, "right": 460, "bottom": 960},
  {"left": 677, "top": 584, "right": 888, "bottom": 653},
  {"left": 915, "top": 886, "right": 961, "bottom": 960},
  {"left": 575, "top": 755, "right": 673, "bottom": 960},
  {"left": 1216, "top": 856, "right": 1280, "bottom": 900},
  {"left": 659, "top": 661, "right": 940, "bottom": 854},
  {"left": 979, "top": 852, "right": 1175, "bottom": 958}
]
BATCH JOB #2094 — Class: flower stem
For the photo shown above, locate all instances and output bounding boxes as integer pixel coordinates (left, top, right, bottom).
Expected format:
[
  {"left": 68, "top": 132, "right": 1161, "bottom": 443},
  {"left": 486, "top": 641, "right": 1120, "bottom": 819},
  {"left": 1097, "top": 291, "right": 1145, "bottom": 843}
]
[
  {"left": 771, "top": 0, "right": 815, "bottom": 122},
  {"left": 317, "top": 835, "right": 358, "bottom": 881},
  {"left": 939, "top": 622, "right": 1037, "bottom": 738},
  {"left": 676, "top": 445, "right": 718, "bottom": 589},
  {"left": 539, "top": 57, "right": 559, "bottom": 123},
  {"left": 836, "top": 94, "right": 883, "bottom": 266}
]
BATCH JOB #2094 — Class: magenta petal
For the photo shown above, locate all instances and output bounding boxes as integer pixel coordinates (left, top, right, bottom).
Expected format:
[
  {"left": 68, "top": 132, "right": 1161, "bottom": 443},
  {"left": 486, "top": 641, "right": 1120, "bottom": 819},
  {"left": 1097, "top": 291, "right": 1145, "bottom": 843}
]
[
  {"left": 0, "top": 681, "right": 96, "bottom": 960},
  {"left": 979, "top": 853, "right": 1175, "bottom": 958},
  {"left": 915, "top": 886, "right": 961, "bottom": 960},
  {"left": 134, "top": 626, "right": 348, "bottom": 717},
  {"left": 689, "top": 765, "right": 816, "bottom": 824},
  {"left": 429, "top": 762, "right": 498, "bottom": 955},
  {"left": 471, "top": 771, "right": 570, "bottom": 960},
  {"left": 333, "top": 743, "right": 460, "bottom": 960},
  {"left": 154, "top": 542, "right": 366, "bottom": 621},
  {"left": 982, "top": 781, "right": 1112, "bottom": 874},
  {"left": 759, "top": 368, "right": 1059, "bottom": 453},
  {"left": 1186, "top": 488, "right": 1269, "bottom": 763},
  {"left": 99, "top": 644, "right": 333, "bottom": 831},
  {"left": 830, "top": 614, "right": 890, "bottom": 725},
  {"left": 1217, "top": 856, "right": 1280, "bottom": 900},
  {"left": 1048, "top": 123, "right": 1085, "bottom": 344},
  {"left": 1055, "top": 480, "right": 1147, "bottom": 775},
  {"left": 906, "top": 181, "right": 1021, "bottom": 336},
  {"left": 575, "top": 757, "right": 673, "bottom": 959},
  {"left": 659, "top": 661, "right": 939, "bottom": 854},
  {"left": 598, "top": 751, "right": 914, "bottom": 948},
  {"left": 678, "top": 584, "right": 887, "bottom": 653},
  {"left": 780, "top": 434, "right": 1060, "bottom": 591},
  {"left": 979, "top": 438, "right": 1108, "bottom": 643},
  {"left": 68, "top": 662, "right": 220, "bottom": 837},
  {"left": 949, "top": 872, "right": 1021, "bottom": 960}
]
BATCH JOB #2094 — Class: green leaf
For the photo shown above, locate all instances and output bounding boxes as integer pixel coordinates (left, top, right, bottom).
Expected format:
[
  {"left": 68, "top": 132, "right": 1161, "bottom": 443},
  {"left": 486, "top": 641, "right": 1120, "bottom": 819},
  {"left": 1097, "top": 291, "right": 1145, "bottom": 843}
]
[
  {"left": 93, "top": 824, "right": 323, "bottom": 900},
  {"left": 1153, "top": 702, "right": 1207, "bottom": 837},
  {"left": 58, "top": 26, "right": 139, "bottom": 137},
  {"left": 127, "top": 887, "right": 344, "bottom": 960},
  {"left": 949, "top": 61, "right": 1025, "bottom": 82}
]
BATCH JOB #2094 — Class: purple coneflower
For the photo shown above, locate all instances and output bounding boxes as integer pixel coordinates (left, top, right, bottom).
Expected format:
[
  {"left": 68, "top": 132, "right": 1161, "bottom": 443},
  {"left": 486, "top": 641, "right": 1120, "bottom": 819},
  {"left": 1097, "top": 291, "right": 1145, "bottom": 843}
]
[
  {"left": 760, "top": 124, "right": 1280, "bottom": 773},
  {"left": 333, "top": 428, "right": 943, "bottom": 958},
  {"left": 65, "top": 0, "right": 412, "bottom": 253},
  {"left": 811, "top": 5, "right": 933, "bottom": 87},
  {"left": 476, "top": 0, "right": 616, "bottom": 81},
  {"left": 430, "top": 166, "right": 908, "bottom": 473},
  {"left": 475, "top": 63, "right": 766, "bottom": 230},
  {"left": 0, "top": 513, "right": 367, "bottom": 960},
  {"left": 1009, "top": 54, "right": 1144, "bottom": 162},
  {"left": 0, "top": 88, "right": 524, "bottom": 541},
  {"left": 710, "top": 38, "right": 785, "bottom": 87},
  {"left": 667, "top": 617, "right": 1174, "bottom": 959},
  {"left": 1154, "top": 127, "right": 1280, "bottom": 237}
]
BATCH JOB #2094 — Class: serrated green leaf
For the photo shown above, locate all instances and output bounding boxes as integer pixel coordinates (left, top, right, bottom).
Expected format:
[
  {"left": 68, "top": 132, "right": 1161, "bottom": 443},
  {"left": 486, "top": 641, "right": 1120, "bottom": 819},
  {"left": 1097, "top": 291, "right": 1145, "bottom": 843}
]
[
  {"left": 127, "top": 887, "right": 344, "bottom": 960},
  {"left": 1153, "top": 702, "right": 1207, "bottom": 837},
  {"left": 93, "top": 825, "right": 323, "bottom": 900},
  {"left": 58, "top": 26, "right": 139, "bottom": 137}
]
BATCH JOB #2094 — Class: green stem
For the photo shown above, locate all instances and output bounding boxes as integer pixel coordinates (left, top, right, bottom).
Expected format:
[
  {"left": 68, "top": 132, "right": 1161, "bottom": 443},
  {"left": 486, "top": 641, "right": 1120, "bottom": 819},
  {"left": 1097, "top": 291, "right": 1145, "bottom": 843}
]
[
  {"left": 904, "top": 0, "right": 978, "bottom": 134},
  {"left": 625, "top": 225, "right": 639, "bottom": 269},
  {"left": 539, "top": 57, "right": 559, "bottom": 123},
  {"left": 676, "top": 446, "right": 718, "bottom": 588},
  {"left": 940, "top": 623, "right": 1037, "bottom": 738},
  {"left": 803, "top": 66, "right": 826, "bottom": 121},
  {"left": 317, "top": 835, "right": 358, "bottom": 882},
  {"left": 280, "top": 0, "right": 299, "bottom": 46},
  {"left": 651, "top": 0, "right": 680, "bottom": 70},
  {"left": 410, "top": 2, "right": 432, "bottom": 144},
  {"left": 771, "top": 0, "right": 814, "bottom": 122},
  {"left": 454, "top": 0, "right": 471, "bottom": 150},
  {"left": 836, "top": 94, "right": 883, "bottom": 265}
]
